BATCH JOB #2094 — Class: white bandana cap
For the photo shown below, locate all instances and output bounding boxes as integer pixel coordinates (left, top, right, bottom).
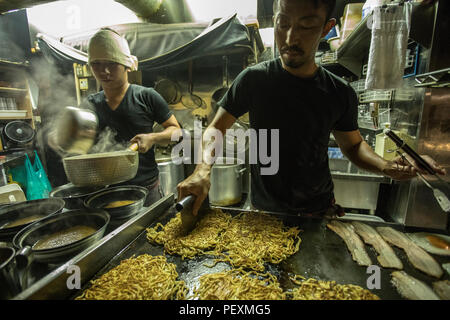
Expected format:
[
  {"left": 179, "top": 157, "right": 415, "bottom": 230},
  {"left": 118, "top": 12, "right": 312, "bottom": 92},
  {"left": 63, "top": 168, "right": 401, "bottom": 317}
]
[{"left": 88, "top": 28, "right": 138, "bottom": 71}]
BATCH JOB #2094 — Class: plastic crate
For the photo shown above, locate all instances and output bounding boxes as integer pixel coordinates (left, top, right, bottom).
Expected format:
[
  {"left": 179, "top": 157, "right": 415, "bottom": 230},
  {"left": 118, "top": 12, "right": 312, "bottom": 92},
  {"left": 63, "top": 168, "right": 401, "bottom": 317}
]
[{"left": 359, "top": 90, "right": 392, "bottom": 103}]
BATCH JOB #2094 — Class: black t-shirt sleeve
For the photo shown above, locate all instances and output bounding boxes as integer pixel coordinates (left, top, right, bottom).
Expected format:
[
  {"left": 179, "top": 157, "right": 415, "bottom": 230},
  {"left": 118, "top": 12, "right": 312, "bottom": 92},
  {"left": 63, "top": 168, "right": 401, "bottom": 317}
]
[
  {"left": 333, "top": 85, "right": 359, "bottom": 132},
  {"left": 143, "top": 88, "right": 173, "bottom": 124},
  {"left": 218, "top": 68, "right": 252, "bottom": 119}
]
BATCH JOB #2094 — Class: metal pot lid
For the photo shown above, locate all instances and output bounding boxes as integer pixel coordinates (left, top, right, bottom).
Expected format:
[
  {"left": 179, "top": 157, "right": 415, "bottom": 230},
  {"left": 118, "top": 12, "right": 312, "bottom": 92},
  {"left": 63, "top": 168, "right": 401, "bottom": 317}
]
[{"left": 4, "top": 121, "right": 35, "bottom": 144}]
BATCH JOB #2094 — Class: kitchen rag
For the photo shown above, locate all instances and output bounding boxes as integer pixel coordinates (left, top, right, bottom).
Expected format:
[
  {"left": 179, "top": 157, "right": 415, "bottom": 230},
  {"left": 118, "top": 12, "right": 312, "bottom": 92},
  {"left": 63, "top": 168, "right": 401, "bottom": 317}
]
[
  {"left": 88, "top": 27, "right": 138, "bottom": 71},
  {"left": 365, "top": 3, "right": 412, "bottom": 90}
]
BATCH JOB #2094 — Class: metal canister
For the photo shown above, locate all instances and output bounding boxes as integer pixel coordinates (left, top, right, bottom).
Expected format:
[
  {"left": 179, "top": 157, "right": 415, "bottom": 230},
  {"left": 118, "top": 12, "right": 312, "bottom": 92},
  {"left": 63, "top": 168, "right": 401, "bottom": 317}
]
[
  {"left": 157, "top": 156, "right": 185, "bottom": 198},
  {"left": 209, "top": 157, "right": 246, "bottom": 206},
  {"left": 55, "top": 106, "right": 98, "bottom": 155}
]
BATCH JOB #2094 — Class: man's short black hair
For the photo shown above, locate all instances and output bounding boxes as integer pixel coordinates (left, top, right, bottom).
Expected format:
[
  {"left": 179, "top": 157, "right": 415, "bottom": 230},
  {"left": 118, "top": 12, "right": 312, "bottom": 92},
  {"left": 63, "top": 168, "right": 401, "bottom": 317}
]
[{"left": 273, "top": 0, "right": 337, "bottom": 22}]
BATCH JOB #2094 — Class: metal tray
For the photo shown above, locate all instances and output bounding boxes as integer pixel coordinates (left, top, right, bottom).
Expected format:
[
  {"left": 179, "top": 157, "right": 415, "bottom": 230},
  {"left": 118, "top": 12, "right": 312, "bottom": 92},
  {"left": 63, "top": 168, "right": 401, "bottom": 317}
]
[{"left": 14, "top": 194, "right": 450, "bottom": 300}]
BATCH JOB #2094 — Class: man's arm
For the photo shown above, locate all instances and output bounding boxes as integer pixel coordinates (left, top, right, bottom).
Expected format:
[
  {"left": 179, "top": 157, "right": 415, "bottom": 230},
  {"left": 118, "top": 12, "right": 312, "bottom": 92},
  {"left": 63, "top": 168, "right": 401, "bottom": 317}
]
[
  {"left": 177, "top": 107, "right": 237, "bottom": 215},
  {"left": 332, "top": 130, "right": 446, "bottom": 180},
  {"left": 131, "top": 115, "right": 181, "bottom": 153}
]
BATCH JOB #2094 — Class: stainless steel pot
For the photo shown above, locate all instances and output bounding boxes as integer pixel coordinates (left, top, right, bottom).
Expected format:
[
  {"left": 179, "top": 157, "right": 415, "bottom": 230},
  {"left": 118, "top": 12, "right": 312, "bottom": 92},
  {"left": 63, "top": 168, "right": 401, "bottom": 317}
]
[
  {"left": 209, "top": 157, "right": 246, "bottom": 206},
  {"left": 55, "top": 106, "right": 98, "bottom": 155},
  {"left": 157, "top": 157, "right": 185, "bottom": 198},
  {"left": 84, "top": 185, "right": 148, "bottom": 221},
  {"left": 12, "top": 209, "right": 110, "bottom": 265}
]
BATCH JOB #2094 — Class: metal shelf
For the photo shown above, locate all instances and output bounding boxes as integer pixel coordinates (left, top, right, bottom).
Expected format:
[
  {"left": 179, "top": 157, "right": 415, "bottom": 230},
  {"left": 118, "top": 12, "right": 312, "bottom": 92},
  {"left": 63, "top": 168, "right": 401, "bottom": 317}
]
[
  {"left": 0, "top": 59, "right": 29, "bottom": 69},
  {"left": 0, "top": 87, "right": 27, "bottom": 94},
  {"left": 336, "top": 12, "right": 373, "bottom": 77},
  {"left": 415, "top": 68, "right": 450, "bottom": 88}
]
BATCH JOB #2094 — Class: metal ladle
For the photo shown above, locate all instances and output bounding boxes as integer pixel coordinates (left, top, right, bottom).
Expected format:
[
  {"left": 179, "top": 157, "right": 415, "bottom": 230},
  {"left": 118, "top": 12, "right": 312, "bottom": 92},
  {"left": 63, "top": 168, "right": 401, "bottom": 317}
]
[{"left": 181, "top": 60, "right": 203, "bottom": 109}]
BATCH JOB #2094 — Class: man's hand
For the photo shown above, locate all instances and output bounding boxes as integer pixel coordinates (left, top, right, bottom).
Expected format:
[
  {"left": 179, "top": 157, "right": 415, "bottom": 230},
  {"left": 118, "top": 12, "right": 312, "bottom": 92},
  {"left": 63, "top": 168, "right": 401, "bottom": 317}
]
[
  {"left": 130, "top": 133, "right": 156, "bottom": 153},
  {"left": 382, "top": 154, "right": 446, "bottom": 181},
  {"left": 177, "top": 165, "right": 211, "bottom": 216}
]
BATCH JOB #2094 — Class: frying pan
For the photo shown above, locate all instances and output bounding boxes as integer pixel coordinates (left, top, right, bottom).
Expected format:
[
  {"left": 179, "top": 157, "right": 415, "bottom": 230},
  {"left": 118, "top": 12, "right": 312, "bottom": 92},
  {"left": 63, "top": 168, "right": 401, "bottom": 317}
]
[
  {"left": 62, "top": 143, "right": 139, "bottom": 187},
  {"left": 181, "top": 60, "right": 204, "bottom": 109},
  {"left": 84, "top": 185, "right": 149, "bottom": 221},
  {"left": 0, "top": 198, "right": 65, "bottom": 241},
  {"left": 49, "top": 183, "right": 107, "bottom": 209},
  {"left": 12, "top": 209, "right": 110, "bottom": 265},
  {"left": 211, "top": 56, "right": 229, "bottom": 114}
]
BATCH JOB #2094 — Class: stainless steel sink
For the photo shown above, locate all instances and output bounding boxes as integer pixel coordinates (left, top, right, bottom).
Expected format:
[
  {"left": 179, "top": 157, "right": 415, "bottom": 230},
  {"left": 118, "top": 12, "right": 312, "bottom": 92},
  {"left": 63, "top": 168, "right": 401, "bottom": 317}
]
[{"left": 329, "top": 159, "right": 391, "bottom": 213}]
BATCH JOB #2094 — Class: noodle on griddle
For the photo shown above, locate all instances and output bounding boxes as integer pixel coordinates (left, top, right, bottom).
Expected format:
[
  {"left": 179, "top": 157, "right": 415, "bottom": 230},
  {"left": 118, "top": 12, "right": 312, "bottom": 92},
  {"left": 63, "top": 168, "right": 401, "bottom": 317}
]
[
  {"left": 147, "top": 210, "right": 301, "bottom": 271},
  {"left": 193, "top": 269, "right": 286, "bottom": 300},
  {"left": 215, "top": 212, "right": 301, "bottom": 272},
  {"left": 76, "top": 255, "right": 187, "bottom": 300},
  {"left": 146, "top": 209, "right": 232, "bottom": 259},
  {"left": 289, "top": 277, "right": 380, "bottom": 300}
]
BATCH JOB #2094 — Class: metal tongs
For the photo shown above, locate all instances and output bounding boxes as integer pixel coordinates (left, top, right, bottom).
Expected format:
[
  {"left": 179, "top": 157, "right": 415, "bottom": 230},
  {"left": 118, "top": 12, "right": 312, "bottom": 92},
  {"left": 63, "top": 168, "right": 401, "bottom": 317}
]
[{"left": 384, "top": 129, "right": 450, "bottom": 213}]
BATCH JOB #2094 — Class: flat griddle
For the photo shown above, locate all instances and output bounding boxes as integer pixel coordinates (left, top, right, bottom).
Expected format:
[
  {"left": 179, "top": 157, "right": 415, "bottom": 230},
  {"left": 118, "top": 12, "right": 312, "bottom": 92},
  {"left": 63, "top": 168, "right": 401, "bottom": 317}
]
[
  {"left": 13, "top": 194, "right": 450, "bottom": 300},
  {"left": 70, "top": 205, "right": 450, "bottom": 300}
]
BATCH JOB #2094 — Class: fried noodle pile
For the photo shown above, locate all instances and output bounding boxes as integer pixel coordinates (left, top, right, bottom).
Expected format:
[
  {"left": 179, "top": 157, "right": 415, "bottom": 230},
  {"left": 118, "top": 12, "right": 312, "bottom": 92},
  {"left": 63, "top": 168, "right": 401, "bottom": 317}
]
[
  {"left": 215, "top": 212, "right": 301, "bottom": 271},
  {"left": 193, "top": 269, "right": 286, "bottom": 300},
  {"left": 146, "top": 209, "right": 232, "bottom": 259},
  {"left": 76, "top": 254, "right": 187, "bottom": 300},
  {"left": 289, "top": 277, "right": 380, "bottom": 300}
]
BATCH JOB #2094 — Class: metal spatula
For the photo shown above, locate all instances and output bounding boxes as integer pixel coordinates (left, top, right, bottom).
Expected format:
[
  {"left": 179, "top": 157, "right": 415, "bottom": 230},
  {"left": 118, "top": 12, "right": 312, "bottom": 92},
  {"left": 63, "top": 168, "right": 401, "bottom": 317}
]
[
  {"left": 416, "top": 171, "right": 450, "bottom": 213},
  {"left": 395, "top": 150, "right": 450, "bottom": 213},
  {"left": 175, "top": 195, "right": 210, "bottom": 235}
]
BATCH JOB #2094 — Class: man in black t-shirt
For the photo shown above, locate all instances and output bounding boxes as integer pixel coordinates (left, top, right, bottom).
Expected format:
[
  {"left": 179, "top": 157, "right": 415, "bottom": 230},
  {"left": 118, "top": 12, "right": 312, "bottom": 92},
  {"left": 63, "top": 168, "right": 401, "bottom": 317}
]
[
  {"left": 218, "top": 59, "right": 360, "bottom": 213},
  {"left": 177, "top": 0, "right": 445, "bottom": 216},
  {"left": 86, "top": 28, "right": 181, "bottom": 206}
]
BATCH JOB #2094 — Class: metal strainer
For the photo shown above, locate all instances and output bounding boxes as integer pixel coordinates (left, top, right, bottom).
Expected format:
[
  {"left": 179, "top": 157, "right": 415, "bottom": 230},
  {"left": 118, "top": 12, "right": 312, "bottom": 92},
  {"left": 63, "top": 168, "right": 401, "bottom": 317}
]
[{"left": 62, "top": 149, "right": 139, "bottom": 187}]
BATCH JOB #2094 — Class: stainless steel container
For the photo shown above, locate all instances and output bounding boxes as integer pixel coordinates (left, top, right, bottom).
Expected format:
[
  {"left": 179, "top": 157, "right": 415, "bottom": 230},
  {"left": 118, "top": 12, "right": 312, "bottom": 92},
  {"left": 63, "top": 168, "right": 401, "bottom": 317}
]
[
  {"left": 332, "top": 172, "right": 387, "bottom": 213},
  {"left": 157, "top": 157, "right": 185, "bottom": 198},
  {"left": 209, "top": 157, "right": 246, "bottom": 206},
  {"left": 55, "top": 106, "right": 98, "bottom": 155}
]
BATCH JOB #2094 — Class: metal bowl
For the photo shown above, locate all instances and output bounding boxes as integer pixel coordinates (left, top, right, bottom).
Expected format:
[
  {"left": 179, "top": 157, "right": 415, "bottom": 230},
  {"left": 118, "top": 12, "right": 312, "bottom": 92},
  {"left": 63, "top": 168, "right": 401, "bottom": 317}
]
[
  {"left": 49, "top": 183, "right": 107, "bottom": 209},
  {"left": 12, "top": 209, "right": 110, "bottom": 265},
  {"left": 55, "top": 106, "right": 98, "bottom": 155},
  {"left": 0, "top": 198, "right": 66, "bottom": 241},
  {"left": 84, "top": 185, "right": 148, "bottom": 220}
]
